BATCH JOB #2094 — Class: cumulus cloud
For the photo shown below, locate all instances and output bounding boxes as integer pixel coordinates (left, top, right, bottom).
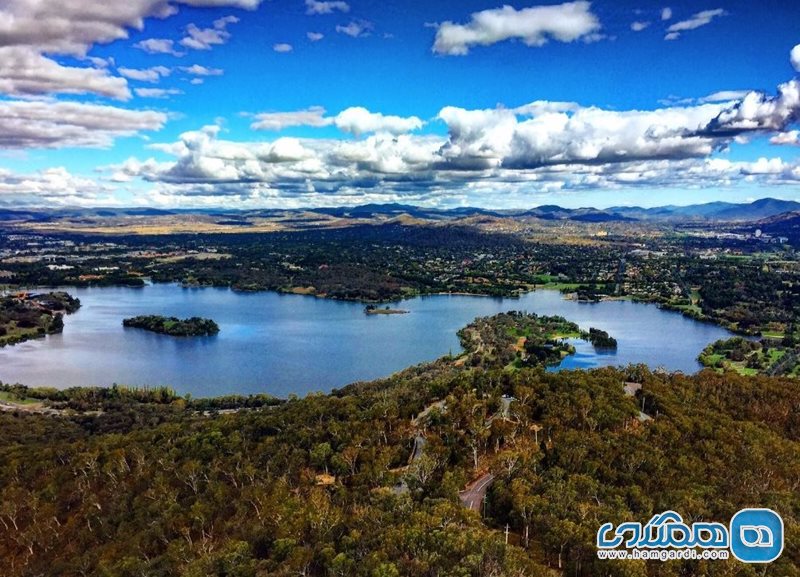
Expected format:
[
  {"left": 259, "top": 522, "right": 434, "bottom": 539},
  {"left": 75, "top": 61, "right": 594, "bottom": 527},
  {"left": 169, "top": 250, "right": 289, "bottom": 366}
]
[
  {"left": 107, "top": 124, "right": 450, "bottom": 208},
  {"left": 664, "top": 8, "right": 726, "bottom": 40},
  {"left": 307, "top": 32, "right": 324, "bottom": 41},
  {"left": 250, "top": 107, "right": 333, "bottom": 130},
  {"left": 336, "top": 20, "right": 373, "bottom": 38},
  {"left": 119, "top": 125, "right": 326, "bottom": 184},
  {"left": 661, "top": 7, "right": 672, "bottom": 20},
  {"left": 105, "top": 119, "right": 800, "bottom": 209},
  {"left": 0, "top": 166, "right": 120, "bottom": 207},
  {"left": 432, "top": 1, "right": 602, "bottom": 56},
  {"left": 770, "top": 130, "right": 800, "bottom": 146},
  {"left": 97, "top": 69, "right": 800, "bottom": 208},
  {"left": 631, "top": 21, "right": 650, "bottom": 32},
  {"left": 438, "top": 101, "right": 735, "bottom": 171},
  {"left": 245, "top": 76, "right": 800, "bottom": 179},
  {"left": 433, "top": 80, "right": 800, "bottom": 173},
  {"left": 118, "top": 65, "right": 171, "bottom": 82},
  {"left": 179, "top": 64, "right": 224, "bottom": 76},
  {"left": 0, "top": 47, "right": 130, "bottom": 99},
  {"left": 792, "top": 44, "right": 800, "bottom": 73},
  {"left": 700, "top": 80, "right": 800, "bottom": 136},
  {"left": 134, "top": 38, "right": 183, "bottom": 56},
  {"left": 305, "top": 0, "right": 349, "bottom": 15},
  {"left": 135, "top": 87, "right": 183, "bottom": 98},
  {"left": 0, "top": 1, "right": 256, "bottom": 98},
  {"left": 0, "top": 1, "right": 258, "bottom": 56},
  {"left": 334, "top": 107, "right": 424, "bottom": 136},
  {"left": 180, "top": 16, "right": 239, "bottom": 50},
  {"left": 250, "top": 106, "right": 424, "bottom": 135},
  {"left": 0, "top": 100, "right": 166, "bottom": 148},
  {"left": 273, "top": 43, "right": 293, "bottom": 53}
]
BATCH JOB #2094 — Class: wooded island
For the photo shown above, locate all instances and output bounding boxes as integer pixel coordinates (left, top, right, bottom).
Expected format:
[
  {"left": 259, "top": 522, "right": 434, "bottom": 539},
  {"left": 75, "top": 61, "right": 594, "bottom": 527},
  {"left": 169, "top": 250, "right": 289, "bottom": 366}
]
[{"left": 122, "top": 315, "right": 220, "bottom": 336}]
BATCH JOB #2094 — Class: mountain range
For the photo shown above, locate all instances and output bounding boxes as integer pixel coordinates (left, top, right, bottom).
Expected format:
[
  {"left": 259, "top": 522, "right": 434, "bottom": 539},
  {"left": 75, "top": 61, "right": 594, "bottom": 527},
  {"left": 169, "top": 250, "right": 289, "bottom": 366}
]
[{"left": 1, "top": 197, "right": 799, "bottom": 225}]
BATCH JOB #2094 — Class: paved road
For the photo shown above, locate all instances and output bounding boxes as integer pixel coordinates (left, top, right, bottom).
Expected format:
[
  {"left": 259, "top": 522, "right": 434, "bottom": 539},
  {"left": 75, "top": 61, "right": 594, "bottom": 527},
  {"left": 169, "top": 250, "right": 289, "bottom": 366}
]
[
  {"left": 409, "top": 435, "right": 426, "bottom": 464},
  {"left": 459, "top": 473, "right": 495, "bottom": 512}
]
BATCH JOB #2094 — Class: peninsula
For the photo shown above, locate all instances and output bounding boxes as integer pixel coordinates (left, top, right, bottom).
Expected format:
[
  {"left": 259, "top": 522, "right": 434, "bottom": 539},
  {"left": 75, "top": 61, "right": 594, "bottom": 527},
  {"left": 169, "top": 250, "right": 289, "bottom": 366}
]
[{"left": 0, "top": 291, "right": 81, "bottom": 347}]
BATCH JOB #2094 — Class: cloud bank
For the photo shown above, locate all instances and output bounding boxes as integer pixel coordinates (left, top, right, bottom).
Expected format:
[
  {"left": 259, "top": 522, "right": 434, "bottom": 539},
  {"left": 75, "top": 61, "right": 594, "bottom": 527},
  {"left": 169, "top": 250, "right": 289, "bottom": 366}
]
[{"left": 90, "top": 73, "right": 800, "bottom": 208}]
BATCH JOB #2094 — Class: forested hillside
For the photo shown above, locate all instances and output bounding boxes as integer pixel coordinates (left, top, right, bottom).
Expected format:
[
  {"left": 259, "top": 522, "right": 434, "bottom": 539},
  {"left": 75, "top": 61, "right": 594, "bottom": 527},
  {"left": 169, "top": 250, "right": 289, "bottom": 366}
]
[{"left": 1, "top": 356, "right": 799, "bottom": 576}]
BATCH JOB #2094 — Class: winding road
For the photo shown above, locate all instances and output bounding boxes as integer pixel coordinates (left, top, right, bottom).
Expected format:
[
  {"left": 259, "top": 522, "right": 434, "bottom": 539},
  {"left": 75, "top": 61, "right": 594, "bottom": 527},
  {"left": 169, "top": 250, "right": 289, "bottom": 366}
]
[{"left": 459, "top": 472, "right": 495, "bottom": 512}]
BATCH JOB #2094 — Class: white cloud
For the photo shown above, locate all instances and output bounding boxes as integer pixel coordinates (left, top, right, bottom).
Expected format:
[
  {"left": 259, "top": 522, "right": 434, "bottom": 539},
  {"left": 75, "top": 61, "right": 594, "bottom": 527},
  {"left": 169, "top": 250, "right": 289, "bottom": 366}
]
[
  {"left": 744, "top": 157, "right": 787, "bottom": 175},
  {"left": 336, "top": 20, "right": 373, "bottom": 38},
  {"left": 180, "top": 16, "right": 239, "bottom": 50},
  {"left": 134, "top": 87, "right": 183, "bottom": 98},
  {"left": 305, "top": 0, "right": 349, "bottom": 15},
  {"left": 134, "top": 38, "right": 183, "bottom": 56},
  {"left": 250, "top": 107, "right": 332, "bottom": 130},
  {"left": 432, "top": 1, "right": 602, "bottom": 56},
  {"left": 0, "top": 166, "right": 120, "bottom": 206},
  {"left": 791, "top": 43, "right": 800, "bottom": 73},
  {"left": 770, "top": 130, "right": 800, "bottom": 146},
  {"left": 0, "top": 1, "right": 256, "bottom": 98},
  {"left": 250, "top": 106, "right": 423, "bottom": 135},
  {"left": 307, "top": 32, "right": 325, "bottom": 42},
  {"left": 664, "top": 8, "right": 726, "bottom": 40},
  {"left": 701, "top": 80, "right": 800, "bottom": 135},
  {"left": 179, "top": 64, "right": 224, "bottom": 76},
  {"left": 91, "top": 75, "right": 800, "bottom": 209},
  {"left": 0, "top": 2, "right": 258, "bottom": 56},
  {"left": 698, "top": 90, "right": 751, "bottom": 103},
  {"left": 118, "top": 65, "right": 171, "bottom": 82},
  {"left": 334, "top": 107, "right": 424, "bottom": 136},
  {"left": 85, "top": 56, "right": 115, "bottom": 68},
  {"left": 443, "top": 101, "right": 736, "bottom": 170},
  {"left": 106, "top": 119, "right": 800, "bottom": 209},
  {"left": 0, "top": 100, "right": 166, "bottom": 148},
  {"left": 331, "top": 133, "right": 442, "bottom": 174},
  {"left": 0, "top": 47, "right": 130, "bottom": 100},
  {"left": 631, "top": 21, "right": 650, "bottom": 32},
  {"left": 273, "top": 43, "right": 293, "bottom": 53},
  {"left": 661, "top": 7, "right": 672, "bottom": 21}
]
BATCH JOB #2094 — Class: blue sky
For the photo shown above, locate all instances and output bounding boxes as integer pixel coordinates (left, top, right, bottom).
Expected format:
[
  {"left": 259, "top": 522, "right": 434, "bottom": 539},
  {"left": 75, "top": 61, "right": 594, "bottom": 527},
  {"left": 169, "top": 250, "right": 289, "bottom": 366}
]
[{"left": 1, "top": 0, "right": 799, "bottom": 209}]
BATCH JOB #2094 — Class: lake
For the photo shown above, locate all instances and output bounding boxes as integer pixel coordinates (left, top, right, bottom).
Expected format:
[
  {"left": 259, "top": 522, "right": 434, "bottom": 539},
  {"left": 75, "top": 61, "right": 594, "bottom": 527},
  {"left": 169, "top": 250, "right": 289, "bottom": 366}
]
[{"left": 0, "top": 284, "right": 734, "bottom": 397}]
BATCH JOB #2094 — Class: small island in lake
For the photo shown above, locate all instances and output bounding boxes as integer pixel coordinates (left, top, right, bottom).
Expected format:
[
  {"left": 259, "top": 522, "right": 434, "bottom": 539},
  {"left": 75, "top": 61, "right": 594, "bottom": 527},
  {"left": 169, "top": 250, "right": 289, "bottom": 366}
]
[
  {"left": 122, "top": 315, "right": 220, "bottom": 337},
  {"left": 364, "top": 304, "right": 409, "bottom": 315}
]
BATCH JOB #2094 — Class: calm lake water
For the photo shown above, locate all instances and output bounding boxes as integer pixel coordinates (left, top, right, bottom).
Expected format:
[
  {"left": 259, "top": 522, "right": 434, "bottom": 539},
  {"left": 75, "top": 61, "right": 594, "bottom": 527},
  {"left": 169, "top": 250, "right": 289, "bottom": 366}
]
[{"left": 0, "top": 284, "right": 734, "bottom": 397}]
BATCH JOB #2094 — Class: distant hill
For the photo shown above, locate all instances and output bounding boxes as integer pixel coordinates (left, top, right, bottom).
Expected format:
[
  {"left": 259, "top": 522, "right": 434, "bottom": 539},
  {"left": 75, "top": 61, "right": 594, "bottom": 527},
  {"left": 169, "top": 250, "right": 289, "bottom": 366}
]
[
  {"left": 713, "top": 198, "right": 800, "bottom": 220},
  {"left": 608, "top": 198, "right": 800, "bottom": 222},
  {"left": 752, "top": 211, "right": 800, "bottom": 244},
  {"left": 516, "top": 206, "right": 634, "bottom": 222}
]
